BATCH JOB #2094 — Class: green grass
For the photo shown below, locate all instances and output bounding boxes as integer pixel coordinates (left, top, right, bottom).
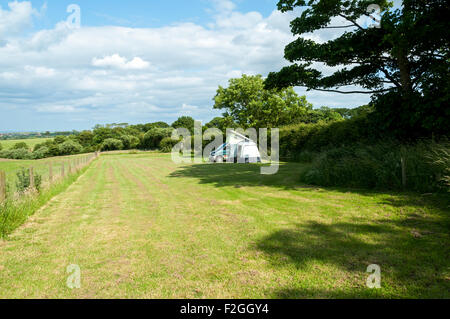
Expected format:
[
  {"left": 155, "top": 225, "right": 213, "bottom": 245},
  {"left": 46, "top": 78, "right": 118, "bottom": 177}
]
[
  {"left": 0, "top": 138, "right": 51, "bottom": 150},
  {"left": 0, "top": 154, "right": 94, "bottom": 194},
  {"left": 0, "top": 153, "right": 448, "bottom": 298},
  {"left": 0, "top": 165, "right": 92, "bottom": 238}
]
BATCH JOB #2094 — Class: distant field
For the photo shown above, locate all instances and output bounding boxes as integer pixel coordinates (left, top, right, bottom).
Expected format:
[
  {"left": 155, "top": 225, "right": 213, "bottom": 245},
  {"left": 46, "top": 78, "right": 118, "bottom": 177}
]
[
  {"left": 0, "top": 154, "right": 92, "bottom": 194},
  {"left": 0, "top": 138, "right": 51, "bottom": 150}
]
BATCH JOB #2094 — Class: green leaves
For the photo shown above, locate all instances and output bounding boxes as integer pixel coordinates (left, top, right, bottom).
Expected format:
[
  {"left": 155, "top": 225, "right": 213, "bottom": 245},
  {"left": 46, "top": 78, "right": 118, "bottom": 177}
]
[
  {"left": 267, "top": 0, "right": 450, "bottom": 137},
  {"left": 214, "top": 74, "right": 313, "bottom": 129}
]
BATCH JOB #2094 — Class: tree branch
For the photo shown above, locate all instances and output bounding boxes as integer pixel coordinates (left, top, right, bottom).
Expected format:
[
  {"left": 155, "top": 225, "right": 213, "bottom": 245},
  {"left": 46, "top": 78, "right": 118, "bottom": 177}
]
[
  {"left": 379, "top": 66, "right": 401, "bottom": 88},
  {"left": 322, "top": 25, "right": 355, "bottom": 29},
  {"left": 338, "top": 14, "right": 364, "bottom": 30},
  {"left": 309, "top": 87, "right": 394, "bottom": 94}
]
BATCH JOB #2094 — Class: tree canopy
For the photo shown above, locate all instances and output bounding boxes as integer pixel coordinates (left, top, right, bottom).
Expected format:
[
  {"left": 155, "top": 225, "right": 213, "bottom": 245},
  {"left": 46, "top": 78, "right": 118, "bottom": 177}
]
[
  {"left": 214, "top": 74, "right": 313, "bottom": 129},
  {"left": 171, "top": 116, "right": 196, "bottom": 134}
]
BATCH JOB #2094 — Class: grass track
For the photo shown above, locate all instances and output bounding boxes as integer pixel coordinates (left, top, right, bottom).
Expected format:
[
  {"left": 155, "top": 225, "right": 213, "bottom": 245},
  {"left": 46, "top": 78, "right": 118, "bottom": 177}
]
[{"left": 0, "top": 153, "right": 448, "bottom": 298}]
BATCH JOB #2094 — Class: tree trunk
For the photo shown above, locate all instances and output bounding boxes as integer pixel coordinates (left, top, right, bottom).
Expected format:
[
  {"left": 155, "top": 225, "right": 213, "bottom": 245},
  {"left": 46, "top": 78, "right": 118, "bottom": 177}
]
[{"left": 397, "top": 49, "right": 412, "bottom": 99}]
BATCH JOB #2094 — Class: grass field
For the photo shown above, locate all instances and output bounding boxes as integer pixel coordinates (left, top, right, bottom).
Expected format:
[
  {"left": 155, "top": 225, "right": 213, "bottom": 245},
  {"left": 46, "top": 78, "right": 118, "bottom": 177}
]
[
  {"left": 0, "top": 154, "right": 94, "bottom": 194},
  {"left": 0, "top": 153, "right": 448, "bottom": 298},
  {"left": 0, "top": 138, "right": 51, "bottom": 151}
]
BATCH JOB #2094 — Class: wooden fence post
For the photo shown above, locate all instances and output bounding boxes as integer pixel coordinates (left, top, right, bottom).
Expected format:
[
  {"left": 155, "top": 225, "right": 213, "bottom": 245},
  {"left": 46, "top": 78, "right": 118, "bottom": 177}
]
[
  {"left": 49, "top": 162, "right": 53, "bottom": 183},
  {"left": 29, "top": 167, "right": 35, "bottom": 189},
  {"left": 401, "top": 157, "right": 407, "bottom": 189},
  {"left": 0, "top": 171, "right": 6, "bottom": 203},
  {"left": 68, "top": 161, "right": 72, "bottom": 174},
  {"left": 61, "top": 163, "right": 65, "bottom": 177}
]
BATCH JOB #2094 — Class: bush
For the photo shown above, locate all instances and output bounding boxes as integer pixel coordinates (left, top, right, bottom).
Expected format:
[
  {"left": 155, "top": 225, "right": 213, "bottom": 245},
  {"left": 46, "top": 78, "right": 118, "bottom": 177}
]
[
  {"left": 279, "top": 115, "right": 378, "bottom": 158},
  {"left": 0, "top": 148, "right": 32, "bottom": 160},
  {"left": 31, "top": 146, "right": 49, "bottom": 159},
  {"left": 160, "top": 137, "right": 181, "bottom": 153},
  {"left": 33, "top": 143, "right": 45, "bottom": 152},
  {"left": 53, "top": 136, "right": 67, "bottom": 144},
  {"left": 0, "top": 143, "right": 2, "bottom": 151},
  {"left": 119, "top": 135, "right": 140, "bottom": 149},
  {"left": 142, "top": 128, "right": 174, "bottom": 149},
  {"left": 12, "top": 142, "right": 29, "bottom": 150},
  {"left": 296, "top": 150, "right": 317, "bottom": 163},
  {"left": 58, "top": 140, "right": 83, "bottom": 155},
  {"left": 300, "top": 141, "right": 449, "bottom": 192},
  {"left": 101, "top": 138, "right": 124, "bottom": 151},
  {"left": 47, "top": 144, "right": 60, "bottom": 157},
  {"left": 82, "top": 145, "right": 96, "bottom": 153},
  {"left": 16, "top": 168, "right": 42, "bottom": 192},
  {"left": 424, "top": 142, "right": 450, "bottom": 191}
]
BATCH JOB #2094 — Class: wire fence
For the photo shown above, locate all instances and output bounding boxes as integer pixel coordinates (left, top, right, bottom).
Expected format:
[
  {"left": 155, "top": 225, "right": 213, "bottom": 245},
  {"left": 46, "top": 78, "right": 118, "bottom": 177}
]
[{"left": 0, "top": 152, "right": 99, "bottom": 203}]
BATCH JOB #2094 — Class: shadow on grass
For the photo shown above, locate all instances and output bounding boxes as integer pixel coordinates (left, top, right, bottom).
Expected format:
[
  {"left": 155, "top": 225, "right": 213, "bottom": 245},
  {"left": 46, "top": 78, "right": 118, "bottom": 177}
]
[
  {"left": 168, "top": 162, "right": 450, "bottom": 213},
  {"left": 255, "top": 221, "right": 450, "bottom": 298},
  {"left": 169, "top": 163, "right": 450, "bottom": 298},
  {"left": 169, "top": 162, "right": 307, "bottom": 189}
]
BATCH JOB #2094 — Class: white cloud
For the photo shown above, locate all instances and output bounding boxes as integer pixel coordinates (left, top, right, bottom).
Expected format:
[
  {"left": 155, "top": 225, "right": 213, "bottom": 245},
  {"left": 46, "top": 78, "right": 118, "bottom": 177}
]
[
  {"left": 0, "top": 1, "right": 36, "bottom": 39},
  {"left": 35, "top": 105, "right": 80, "bottom": 113},
  {"left": 213, "top": 0, "right": 236, "bottom": 14},
  {"left": 0, "top": 1, "right": 371, "bottom": 131},
  {"left": 92, "top": 54, "right": 150, "bottom": 70},
  {"left": 24, "top": 65, "right": 56, "bottom": 77}
]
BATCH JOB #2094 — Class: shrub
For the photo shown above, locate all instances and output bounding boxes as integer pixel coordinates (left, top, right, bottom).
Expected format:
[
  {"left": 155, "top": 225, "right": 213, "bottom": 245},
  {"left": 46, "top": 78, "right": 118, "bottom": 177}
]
[
  {"left": 160, "top": 137, "right": 180, "bottom": 153},
  {"left": 424, "top": 141, "right": 450, "bottom": 191},
  {"left": 101, "top": 138, "right": 124, "bottom": 151},
  {"left": 300, "top": 141, "right": 449, "bottom": 192},
  {"left": 33, "top": 143, "right": 45, "bottom": 152},
  {"left": 0, "top": 148, "right": 32, "bottom": 160},
  {"left": 0, "top": 143, "right": 2, "bottom": 151},
  {"left": 119, "top": 135, "right": 140, "bottom": 149},
  {"left": 142, "top": 128, "right": 174, "bottom": 149},
  {"left": 296, "top": 150, "right": 317, "bottom": 163},
  {"left": 58, "top": 140, "right": 83, "bottom": 155},
  {"left": 31, "top": 146, "right": 49, "bottom": 159},
  {"left": 82, "top": 145, "right": 96, "bottom": 153},
  {"left": 16, "top": 168, "right": 42, "bottom": 192},
  {"left": 279, "top": 115, "right": 378, "bottom": 158},
  {"left": 12, "top": 142, "right": 29, "bottom": 150},
  {"left": 53, "top": 136, "right": 67, "bottom": 144},
  {"left": 47, "top": 144, "right": 60, "bottom": 157}
]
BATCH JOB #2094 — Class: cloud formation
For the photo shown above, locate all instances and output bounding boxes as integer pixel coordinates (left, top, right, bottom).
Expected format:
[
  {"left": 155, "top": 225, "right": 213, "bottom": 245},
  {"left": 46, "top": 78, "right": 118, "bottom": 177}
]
[
  {"left": 0, "top": 1, "right": 371, "bottom": 131},
  {"left": 0, "top": 1, "right": 35, "bottom": 39},
  {"left": 92, "top": 54, "right": 150, "bottom": 70}
]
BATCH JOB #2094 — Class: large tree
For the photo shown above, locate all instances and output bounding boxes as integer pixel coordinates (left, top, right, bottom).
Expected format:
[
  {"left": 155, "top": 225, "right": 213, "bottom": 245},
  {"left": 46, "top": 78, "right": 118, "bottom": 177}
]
[
  {"left": 266, "top": 0, "right": 449, "bottom": 137},
  {"left": 214, "top": 74, "right": 313, "bottom": 128},
  {"left": 172, "top": 116, "right": 196, "bottom": 134}
]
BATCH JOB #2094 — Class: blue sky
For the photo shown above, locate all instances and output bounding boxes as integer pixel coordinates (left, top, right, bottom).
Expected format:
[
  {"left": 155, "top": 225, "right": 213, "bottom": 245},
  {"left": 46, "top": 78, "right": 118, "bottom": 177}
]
[
  {"left": 0, "top": 0, "right": 381, "bottom": 132},
  {"left": 25, "top": 0, "right": 278, "bottom": 29}
]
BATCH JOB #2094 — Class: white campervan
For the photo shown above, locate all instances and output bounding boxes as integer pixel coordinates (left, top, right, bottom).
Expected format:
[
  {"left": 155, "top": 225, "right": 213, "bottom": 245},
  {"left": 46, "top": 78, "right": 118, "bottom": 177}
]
[{"left": 209, "top": 131, "right": 261, "bottom": 163}]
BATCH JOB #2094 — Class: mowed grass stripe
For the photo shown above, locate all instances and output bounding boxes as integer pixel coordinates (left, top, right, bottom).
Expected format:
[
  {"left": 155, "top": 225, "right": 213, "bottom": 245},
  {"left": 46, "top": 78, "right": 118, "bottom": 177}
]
[
  {"left": 0, "top": 159, "right": 103, "bottom": 297},
  {"left": 0, "top": 154, "right": 448, "bottom": 298}
]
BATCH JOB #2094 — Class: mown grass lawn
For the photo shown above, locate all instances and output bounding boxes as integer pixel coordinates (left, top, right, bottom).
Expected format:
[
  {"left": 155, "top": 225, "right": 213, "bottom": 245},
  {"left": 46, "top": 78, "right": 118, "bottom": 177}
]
[{"left": 0, "top": 153, "right": 448, "bottom": 298}]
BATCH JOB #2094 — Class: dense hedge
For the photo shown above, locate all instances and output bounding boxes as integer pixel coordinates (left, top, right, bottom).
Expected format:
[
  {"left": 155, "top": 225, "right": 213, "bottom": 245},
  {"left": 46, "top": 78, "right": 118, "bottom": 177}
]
[
  {"left": 142, "top": 128, "right": 174, "bottom": 149},
  {"left": 160, "top": 137, "right": 181, "bottom": 153},
  {"left": 299, "top": 141, "right": 450, "bottom": 193},
  {"left": 101, "top": 138, "right": 124, "bottom": 151},
  {"left": 279, "top": 115, "right": 378, "bottom": 159}
]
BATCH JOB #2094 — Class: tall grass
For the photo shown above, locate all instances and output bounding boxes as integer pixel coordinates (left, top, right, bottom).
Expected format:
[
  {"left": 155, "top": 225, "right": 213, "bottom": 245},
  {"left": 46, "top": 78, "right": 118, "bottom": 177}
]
[
  {"left": 0, "top": 165, "right": 92, "bottom": 238},
  {"left": 300, "top": 140, "right": 450, "bottom": 193}
]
